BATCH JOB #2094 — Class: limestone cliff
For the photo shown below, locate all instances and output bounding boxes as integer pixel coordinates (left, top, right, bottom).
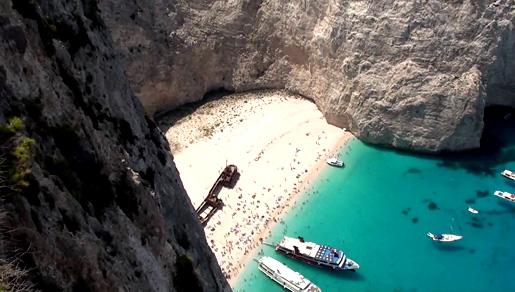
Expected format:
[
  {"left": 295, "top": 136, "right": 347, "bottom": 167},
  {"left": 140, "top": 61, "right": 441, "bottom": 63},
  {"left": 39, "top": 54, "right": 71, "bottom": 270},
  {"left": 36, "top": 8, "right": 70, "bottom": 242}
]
[
  {"left": 0, "top": 0, "right": 228, "bottom": 291},
  {"left": 100, "top": 0, "right": 515, "bottom": 152}
]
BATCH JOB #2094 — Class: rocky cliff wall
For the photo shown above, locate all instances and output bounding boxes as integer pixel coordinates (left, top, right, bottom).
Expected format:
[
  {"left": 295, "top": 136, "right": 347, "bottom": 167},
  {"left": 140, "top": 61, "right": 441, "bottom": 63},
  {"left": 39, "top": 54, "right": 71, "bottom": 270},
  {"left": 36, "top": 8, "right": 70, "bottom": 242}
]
[
  {"left": 0, "top": 0, "right": 229, "bottom": 291},
  {"left": 100, "top": 0, "right": 515, "bottom": 152}
]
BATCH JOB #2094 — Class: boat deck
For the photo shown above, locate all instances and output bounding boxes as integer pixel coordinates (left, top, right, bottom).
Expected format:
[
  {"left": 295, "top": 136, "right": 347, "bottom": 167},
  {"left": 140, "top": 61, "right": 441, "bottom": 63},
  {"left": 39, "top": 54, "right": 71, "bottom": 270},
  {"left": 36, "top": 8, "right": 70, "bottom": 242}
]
[
  {"left": 502, "top": 170, "right": 515, "bottom": 180},
  {"left": 315, "top": 245, "right": 342, "bottom": 264},
  {"left": 278, "top": 236, "right": 343, "bottom": 264},
  {"left": 259, "top": 257, "right": 311, "bottom": 289}
]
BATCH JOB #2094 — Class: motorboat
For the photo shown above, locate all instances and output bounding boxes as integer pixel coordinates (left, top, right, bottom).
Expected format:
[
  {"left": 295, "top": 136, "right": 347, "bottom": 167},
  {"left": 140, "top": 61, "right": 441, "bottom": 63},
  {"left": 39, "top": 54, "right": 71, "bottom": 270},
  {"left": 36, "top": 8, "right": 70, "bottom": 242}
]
[
  {"left": 493, "top": 190, "right": 515, "bottom": 202},
  {"left": 467, "top": 207, "right": 478, "bottom": 214},
  {"left": 326, "top": 158, "right": 344, "bottom": 167},
  {"left": 258, "top": 256, "right": 321, "bottom": 292},
  {"left": 501, "top": 170, "right": 515, "bottom": 181}
]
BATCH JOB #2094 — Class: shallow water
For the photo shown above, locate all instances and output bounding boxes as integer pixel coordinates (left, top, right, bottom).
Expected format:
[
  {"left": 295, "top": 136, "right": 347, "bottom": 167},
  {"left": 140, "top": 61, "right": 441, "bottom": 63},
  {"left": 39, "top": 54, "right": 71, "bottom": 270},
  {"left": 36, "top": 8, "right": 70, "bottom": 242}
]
[{"left": 233, "top": 107, "right": 515, "bottom": 292}]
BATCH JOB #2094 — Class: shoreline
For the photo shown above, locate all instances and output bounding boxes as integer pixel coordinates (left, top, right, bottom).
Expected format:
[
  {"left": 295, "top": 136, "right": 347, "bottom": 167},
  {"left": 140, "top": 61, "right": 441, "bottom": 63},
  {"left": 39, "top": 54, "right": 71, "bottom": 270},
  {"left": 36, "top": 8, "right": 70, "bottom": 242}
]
[
  {"left": 159, "top": 90, "right": 355, "bottom": 285},
  {"left": 228, "top": 132, "right": 354, "bottom": 286}
]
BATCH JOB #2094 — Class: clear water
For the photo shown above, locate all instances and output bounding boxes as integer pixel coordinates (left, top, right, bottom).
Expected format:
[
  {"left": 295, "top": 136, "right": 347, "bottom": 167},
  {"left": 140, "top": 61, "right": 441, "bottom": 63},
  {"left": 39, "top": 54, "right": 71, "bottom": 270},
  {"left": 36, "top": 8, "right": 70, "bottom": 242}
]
[{"left": 233, "top": 107, "right": 515, "bottom": 292}]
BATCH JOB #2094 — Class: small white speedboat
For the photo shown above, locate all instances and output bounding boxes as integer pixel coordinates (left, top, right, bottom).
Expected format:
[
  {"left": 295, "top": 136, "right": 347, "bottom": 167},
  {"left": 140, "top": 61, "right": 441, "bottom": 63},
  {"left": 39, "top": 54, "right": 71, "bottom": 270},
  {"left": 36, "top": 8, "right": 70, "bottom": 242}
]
[
  {"left": 502, "top": 170, "right": 515, "bottom": 181},
  {"left": 467, "top": 207, "right": 479, "bottom": 214},
  {"left": 427, "top": 232, "right": 463, "bottom": 242},
  {"left": 494, "top": 190, "right": 515, "bottom": 202},
  {"left": 326, "top": 158, "right": 344, "bottom": 167}
]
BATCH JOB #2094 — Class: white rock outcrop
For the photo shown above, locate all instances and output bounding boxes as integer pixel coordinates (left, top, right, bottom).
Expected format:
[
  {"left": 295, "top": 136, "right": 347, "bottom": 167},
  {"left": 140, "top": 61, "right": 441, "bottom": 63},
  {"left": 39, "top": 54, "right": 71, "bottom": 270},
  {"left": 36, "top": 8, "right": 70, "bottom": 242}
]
[{"left": 100, "top": 0, "right": 515, "bottom": 152}]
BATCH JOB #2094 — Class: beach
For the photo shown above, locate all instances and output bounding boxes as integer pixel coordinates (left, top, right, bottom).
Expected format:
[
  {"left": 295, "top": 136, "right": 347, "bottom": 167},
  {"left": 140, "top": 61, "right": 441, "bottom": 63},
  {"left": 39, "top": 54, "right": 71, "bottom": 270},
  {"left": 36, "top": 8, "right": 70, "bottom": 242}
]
[{"left": 159, "top": 90, "right": 354, "bottom": 284}]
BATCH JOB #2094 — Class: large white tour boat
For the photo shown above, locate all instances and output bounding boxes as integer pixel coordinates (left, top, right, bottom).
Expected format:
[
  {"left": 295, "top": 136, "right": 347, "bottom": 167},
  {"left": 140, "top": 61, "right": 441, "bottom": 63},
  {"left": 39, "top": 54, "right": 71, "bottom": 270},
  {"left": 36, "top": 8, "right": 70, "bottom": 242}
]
[
  {"left": 258, "top": 257, "right": 321, "bottom": 292},
  {"left": 494, "top": 190, "right": 515, "bottom": 202},
  {"left": 275, "top": 236, "right": 359, "bottom": 271},
  {"left": 502, "top": 170, "right": 515, "bottom": 181}
]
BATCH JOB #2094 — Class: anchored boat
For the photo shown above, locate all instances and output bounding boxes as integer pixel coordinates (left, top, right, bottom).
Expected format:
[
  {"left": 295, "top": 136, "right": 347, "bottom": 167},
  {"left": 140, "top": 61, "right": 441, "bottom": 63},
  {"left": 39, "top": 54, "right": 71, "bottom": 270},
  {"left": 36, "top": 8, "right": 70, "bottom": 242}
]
[
  {"left": 258, "top": 257, "right": 321, "bottom": 292},
  {"left": 427, "top": 232, "right": 463, "bottom": 242},
  {"left": 326, "top": 158, "right": 344, "bottom": 167},
  {"left": 502, "top": 170, "right": 515, "bottom": 181},
  {"left": 494, "top": 190, "right": 515, "bottom": 202},
  {"left": 428, "top": 217, "right": 463, "bottom": 242},
  {"left": 275, "top": 236, "right": 359, "bottom": 271}
]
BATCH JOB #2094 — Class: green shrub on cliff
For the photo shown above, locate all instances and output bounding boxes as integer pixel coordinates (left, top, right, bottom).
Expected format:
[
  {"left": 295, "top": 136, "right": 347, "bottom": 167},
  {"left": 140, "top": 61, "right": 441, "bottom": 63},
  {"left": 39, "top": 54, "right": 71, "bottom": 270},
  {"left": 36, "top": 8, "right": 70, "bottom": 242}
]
[
  {"left": 13, "top": 138, "right": 35, "bottom": 166},
  {"left": 0, "top": 118, "right": 35, "bottom": 191},
  {"left": 0, "top": 118, "right": 24, "bottom": 134},
  {"left": 10, "top": 137, "right": 35, "bottom": 190}
]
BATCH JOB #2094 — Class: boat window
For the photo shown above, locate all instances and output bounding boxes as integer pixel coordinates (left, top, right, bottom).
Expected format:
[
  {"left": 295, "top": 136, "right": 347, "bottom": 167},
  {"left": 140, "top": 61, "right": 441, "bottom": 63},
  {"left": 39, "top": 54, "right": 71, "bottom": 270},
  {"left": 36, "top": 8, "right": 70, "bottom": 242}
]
[{"left": 306, "top": 246, "right": 312, "bottom": 250}]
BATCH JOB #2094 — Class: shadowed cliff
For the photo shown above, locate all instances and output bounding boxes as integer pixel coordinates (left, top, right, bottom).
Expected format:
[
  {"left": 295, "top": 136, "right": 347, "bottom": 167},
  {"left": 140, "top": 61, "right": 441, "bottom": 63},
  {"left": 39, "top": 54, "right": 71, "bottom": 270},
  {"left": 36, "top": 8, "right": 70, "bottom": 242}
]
[
  {"left": 0, "top": 0, "right": 229, "bottom": 291},
  {"left": 100, "top": 0, "right": 515, "bottom": 152}
]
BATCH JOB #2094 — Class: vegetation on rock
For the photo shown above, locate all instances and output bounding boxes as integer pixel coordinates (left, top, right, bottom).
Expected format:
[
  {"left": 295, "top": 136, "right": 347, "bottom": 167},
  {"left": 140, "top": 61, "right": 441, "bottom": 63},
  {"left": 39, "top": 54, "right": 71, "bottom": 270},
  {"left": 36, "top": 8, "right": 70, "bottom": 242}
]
[
  {"left": 0, "top": 118, "right": 35, "bottom": 191},
  {"left": 0, "top": 151, "right": 33, "bottom": 292}
]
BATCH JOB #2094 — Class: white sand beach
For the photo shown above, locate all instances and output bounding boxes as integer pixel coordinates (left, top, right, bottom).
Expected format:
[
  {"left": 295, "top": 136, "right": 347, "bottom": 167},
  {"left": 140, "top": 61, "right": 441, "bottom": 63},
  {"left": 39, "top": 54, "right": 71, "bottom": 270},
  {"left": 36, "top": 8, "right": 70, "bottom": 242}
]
[{"left": 160, "top": 90, "right": 354, "bottom": 284}]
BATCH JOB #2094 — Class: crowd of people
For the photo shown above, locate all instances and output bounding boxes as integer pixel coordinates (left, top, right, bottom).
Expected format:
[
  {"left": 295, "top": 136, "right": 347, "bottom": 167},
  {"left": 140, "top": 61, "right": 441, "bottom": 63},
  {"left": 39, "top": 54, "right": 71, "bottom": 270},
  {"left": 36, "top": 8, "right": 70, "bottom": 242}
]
[{"left": 204, "top": 145, "right": 340, "bottom": 281}]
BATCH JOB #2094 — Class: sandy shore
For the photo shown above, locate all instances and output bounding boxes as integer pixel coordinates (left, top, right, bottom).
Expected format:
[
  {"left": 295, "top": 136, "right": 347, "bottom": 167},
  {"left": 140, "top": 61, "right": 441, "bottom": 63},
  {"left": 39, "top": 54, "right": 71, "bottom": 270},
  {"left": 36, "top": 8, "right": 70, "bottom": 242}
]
[{"left": 160, "top": 90, "right": 354, "bottom": 285}]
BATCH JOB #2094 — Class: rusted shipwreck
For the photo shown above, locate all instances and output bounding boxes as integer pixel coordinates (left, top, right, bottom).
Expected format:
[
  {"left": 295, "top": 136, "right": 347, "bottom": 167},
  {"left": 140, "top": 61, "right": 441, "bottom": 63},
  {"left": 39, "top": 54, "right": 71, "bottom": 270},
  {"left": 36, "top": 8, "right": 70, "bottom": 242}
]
[{"left": 196, "top": 164, "right": 238, "bottom": 225}]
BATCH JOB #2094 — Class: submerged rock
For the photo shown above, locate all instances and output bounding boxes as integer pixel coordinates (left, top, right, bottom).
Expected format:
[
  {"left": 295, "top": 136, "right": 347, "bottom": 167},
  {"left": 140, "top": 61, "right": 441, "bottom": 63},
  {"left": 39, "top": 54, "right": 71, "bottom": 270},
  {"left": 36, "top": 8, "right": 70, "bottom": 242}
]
[
  {"left": 477, "top": 190, "right": 490, "bottom": 198},
  {"left": 428, "top": 201, "right": 438, "bottom": 210},
  {"left": 468, "top": 222, "right": 485, "bottom": 229},
  {"left": 465, "top": 199, "right": 476, "bottom": 204}
]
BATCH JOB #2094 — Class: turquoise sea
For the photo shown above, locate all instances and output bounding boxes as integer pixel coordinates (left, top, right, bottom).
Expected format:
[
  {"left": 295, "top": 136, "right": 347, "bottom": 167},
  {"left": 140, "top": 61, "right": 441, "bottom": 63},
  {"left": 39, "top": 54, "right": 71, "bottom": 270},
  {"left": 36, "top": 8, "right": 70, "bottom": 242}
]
[{"left": 233, "top": 107, "right": 515, "bottom": 292}]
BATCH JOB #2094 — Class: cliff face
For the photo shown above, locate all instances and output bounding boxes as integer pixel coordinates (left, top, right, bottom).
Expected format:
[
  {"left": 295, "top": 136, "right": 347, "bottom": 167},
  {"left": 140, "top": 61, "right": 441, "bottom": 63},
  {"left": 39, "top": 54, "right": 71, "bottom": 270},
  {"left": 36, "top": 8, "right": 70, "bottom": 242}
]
[
  {"left": 100, "top": 0, "right": 515, "bottom": 152},
  {"left": 0, "top": 0, "right": 228, "bottom": 291}
]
